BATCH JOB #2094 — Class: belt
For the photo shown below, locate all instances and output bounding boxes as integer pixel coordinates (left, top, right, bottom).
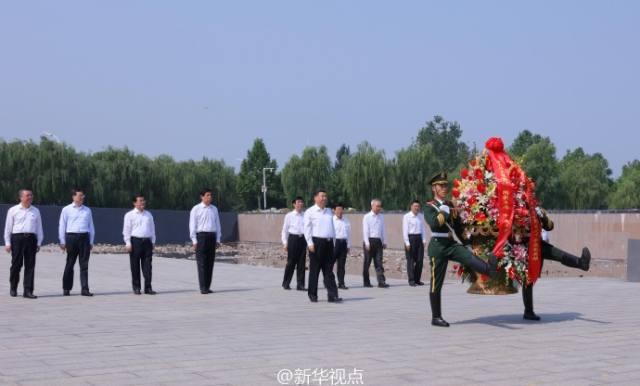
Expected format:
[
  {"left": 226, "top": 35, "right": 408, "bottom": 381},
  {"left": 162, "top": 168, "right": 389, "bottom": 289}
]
[
  {"left": 288, "top": 233, "right": 304, "bottom": 238},
  {"left": 66, "top": 232, "right": 89, "bottom": 235},
  {"left": 312, "top": 237, "right": 334, "bottom": 242},
  {"left": 197, "top": 231, "right": 216, "bottom": 235},
  {"left": 408, "top": 234, "right": 422, "bottom": 237},
  {"left": 431, "top": 232, "right": 452, "bottom": 238},
  {"left": 131, "top": 236, "right": 152, "bottom": 240},
  {"left": 335, "top": 238, "right": 348, "bottom": 242},
  {"left": 11, "top": 233, "right": 35, "bottom": 236}
]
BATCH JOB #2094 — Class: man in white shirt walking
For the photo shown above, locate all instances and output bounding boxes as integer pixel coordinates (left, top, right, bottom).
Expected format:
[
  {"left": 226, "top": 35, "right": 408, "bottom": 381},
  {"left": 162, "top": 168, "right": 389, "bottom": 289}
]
[
  {"left": 362, "top": 199, "right": 389, "bottom": 288},
  {"left": 402, "top": 200, "right": 427, "bottom": 287},
  {"left": 4, "top": 188, "right": 43, "bottom": 299},
  {"left": 59, "top": 188, "right": 95, "bottom": 296},
  {"left": 281, "top": 196, "right": 306, "bottom": 291},
  {"left": 189, "top": 188, "right": 222, "bottom": 294},
  {"left": 332, "top": 202, "right": 351, "bottom": 290},
  {"left": 304, "top": 189, "right": 341, "bottom": 303},
  {"left": 123, "top": 194, "right": 156, "bottom": 295}
]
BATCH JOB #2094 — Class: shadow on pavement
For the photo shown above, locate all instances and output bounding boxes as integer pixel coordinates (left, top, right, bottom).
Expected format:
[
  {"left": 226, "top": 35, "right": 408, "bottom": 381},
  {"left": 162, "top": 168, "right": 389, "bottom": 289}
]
[{"left": 453, "top": 312, "right": 611, "bottom": 329}]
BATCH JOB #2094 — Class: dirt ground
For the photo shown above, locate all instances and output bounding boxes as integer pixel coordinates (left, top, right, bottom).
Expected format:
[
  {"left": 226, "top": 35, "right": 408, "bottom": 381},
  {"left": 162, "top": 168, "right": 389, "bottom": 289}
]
[{"left": 39, "top": 241, "right": 626, "bottom": 281}]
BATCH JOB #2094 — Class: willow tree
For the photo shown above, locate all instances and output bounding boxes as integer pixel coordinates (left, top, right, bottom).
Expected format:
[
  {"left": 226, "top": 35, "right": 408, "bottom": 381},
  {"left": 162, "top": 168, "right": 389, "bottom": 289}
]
[
  {"left": 390, "top": 143, "right": 439, "bottom": 209},
  {"left": 281, "top": 146, "right": 332, "bottom": 204},
  {"left": 342, "top": 142, "right": 388, "bottom": 211}
]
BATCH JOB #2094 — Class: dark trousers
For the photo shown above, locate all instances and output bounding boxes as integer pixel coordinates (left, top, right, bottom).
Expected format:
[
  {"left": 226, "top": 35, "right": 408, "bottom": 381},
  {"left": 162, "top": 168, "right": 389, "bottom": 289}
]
[
  {"left": 62, "top": 233, "right": 91, "bottom": 291},
  {"left": 196, "top": 232, "right": 217, "bottom": 291},
  {"left": 333, "top": 239, "right": 348, "bottom": 286},
  {"left": 363, "top": 238, "right": 386, "bottom": 285},
  {"left": 406, "top": 234, "right": 424, "bottom": 284},
  {"left": 130, "top": 237, "right": 153, "bottom": 290},
  {"left": 283, "top": 234, "right": 306, "bottom": 288},
  {"left": 308, "top": 237, "right": 338, "bottom": 298},
  {"left": 9, "top": 234, "right": 37, "bottom": 292}
]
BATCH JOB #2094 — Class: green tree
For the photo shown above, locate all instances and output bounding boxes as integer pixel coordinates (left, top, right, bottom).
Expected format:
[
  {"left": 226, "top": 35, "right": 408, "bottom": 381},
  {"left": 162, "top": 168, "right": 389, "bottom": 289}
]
[
  {"left": 330, "top": 144, "right": 351, "bottom": 205},
  {"left": 281, "top": 146, "right": 332, "bottom": 204},
  {"left": 609, "top": 160, "right": 640, "bottom": 209},
  {"left": 236, "top": 138, "right": 281, "bottom": 210},
  {"left": 415, "top": 115, "right": 470, "bottom": 173},
  {"left": 342, "top": 142, "right": 388, "bottom": 211},
  {"left": 391, "top": 144, "right": 439, "bottom": 209},
  {"left": 509, "top": 130, "right": 544, "bottom": 157},
  {"left": 557, "top": 148, "right": 612, "bottom": 209}
]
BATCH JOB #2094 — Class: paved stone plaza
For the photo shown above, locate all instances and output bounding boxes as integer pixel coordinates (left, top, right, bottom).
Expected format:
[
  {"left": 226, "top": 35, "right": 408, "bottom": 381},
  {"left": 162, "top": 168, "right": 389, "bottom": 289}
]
[{"left": 1, "top": 252, "right": 639, "bottom": 386}]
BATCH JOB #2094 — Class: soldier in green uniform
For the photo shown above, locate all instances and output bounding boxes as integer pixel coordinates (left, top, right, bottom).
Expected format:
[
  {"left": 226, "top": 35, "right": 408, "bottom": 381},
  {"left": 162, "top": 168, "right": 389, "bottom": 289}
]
[
  {"left": 425, "top": 172, "right": 498, "bottom": 327},
  {"left": 522, "top": 207, "right": 591, "bottom": 320}
]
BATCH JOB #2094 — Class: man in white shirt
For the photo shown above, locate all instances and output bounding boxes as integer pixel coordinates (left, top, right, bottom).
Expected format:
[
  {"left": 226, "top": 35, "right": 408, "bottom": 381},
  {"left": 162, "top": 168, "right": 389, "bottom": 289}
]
[
  {"left": 332, "top": 202, "right": 351, "bottom": 290},
  {"left": 59, "top": 188, "right": 95, "bottom": 297},
  {"left": 304, "top": 189, "right": 341, "bottom": 303},
  {"left": 189, "top": 188, "right": 222, "bottom": 294},
  {"left": 4, "top": 188, "right": 43, "bottom": 299},
  {"left": 123, "top": 194, "right": 156, "bottom": 295},
  {"left": 280, "top": 196, "right": 306, "bottom": 291},
  {"left": 402, "top": 200, "right": 427, "bottom": 287},
  {"left": 362, "top": 198, "right": 388, "bottom": 288}
]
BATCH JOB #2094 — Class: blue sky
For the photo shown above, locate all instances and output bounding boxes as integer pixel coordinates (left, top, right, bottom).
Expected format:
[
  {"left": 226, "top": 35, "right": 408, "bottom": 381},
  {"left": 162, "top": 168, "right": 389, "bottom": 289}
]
[{"left": 1, "top": 1, "right": 638, "bottom": 175}]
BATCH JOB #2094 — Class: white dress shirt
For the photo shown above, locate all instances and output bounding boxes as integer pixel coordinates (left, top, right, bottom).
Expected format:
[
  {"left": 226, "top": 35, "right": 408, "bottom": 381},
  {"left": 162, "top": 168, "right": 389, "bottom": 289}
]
[
  {"left": 402, "top": 211, "right": 427, "bottom": 247},
  {"left": 281, "top": 210, "right": 305, "bottom": 245},
  {"left": 58, "top": 203, "right": 95, "bottom": 245},
  {"left": 3, "top": 204, "right": 44, "bottom": 247},
  {"left": 362, "top": 211, "right": 386, "bottom": 246},
  {"left": 123, "top": 209, "right": 156, "bottom": 246},
  {"left": 303, "top": 204, "right": 335, "bottom": 247},
  {"left": 189, "top": 203, "right": 222, "bottom": 244},
  {"left": 333, "top": 215, "right": 351, "bottom": 248}
]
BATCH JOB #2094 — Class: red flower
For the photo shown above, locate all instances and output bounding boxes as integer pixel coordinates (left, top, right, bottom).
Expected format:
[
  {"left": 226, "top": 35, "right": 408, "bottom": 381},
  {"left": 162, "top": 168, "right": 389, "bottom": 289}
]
[
  {"left": 452, "top": 188, "right": 460, "bottom": 198},
  {"left": 476, "top": 212, "right": 487, "bottom": 222},
  {"left": 453, "top": 179, "right": 461, "bottom": 188},
  {"left": 469, "top": 159, "right": 477, "bottom": 167},
  {"left": 508, "top": 267, "right": 516, "bottom": 280},
  {"left": 467, "top": 196, "right": 477, "bottom": 206},
  {"left": 474, "top": 169, "right": 484, "bottom": 181},
  {"left": 453, "top": 264, "right": 459, "bottom": 270},
  {"left": 477, "top": 183, "right": 486, "bottom": 194},
  {"left": 461, "top": 168, "right": 469, "bottom": 179}
]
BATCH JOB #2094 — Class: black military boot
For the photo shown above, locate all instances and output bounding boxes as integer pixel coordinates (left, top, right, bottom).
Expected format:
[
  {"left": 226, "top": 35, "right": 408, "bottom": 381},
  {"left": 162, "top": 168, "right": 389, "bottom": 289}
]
[
  {"left": 430, "top": 293, "right": 449, "bottom": 327},
  {"left": 522, "top": 285, "right": 540, "bottom": 321},
  {"left": 467, "top": 253, "right": 499, "bottom": 279},
  {"left": 560, "top": 248, "right": 590, "bottom": 272}
]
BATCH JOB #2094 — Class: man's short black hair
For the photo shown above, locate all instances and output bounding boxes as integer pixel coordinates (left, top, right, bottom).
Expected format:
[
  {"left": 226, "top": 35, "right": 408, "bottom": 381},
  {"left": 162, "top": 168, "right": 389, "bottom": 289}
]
[
  {"left": 292, "top": 196, "right": 304, "bottom": 204},
  {"left": 71, "top": 187, "right": 85, "bottom": 196},
  {"left": 313, "top": 189, "right": 327, "bottom": 196},
  {"left": 18, "top": 188, "right": 33, "bottom": 197},
  {"left": 200, "top": 188, "right": 213, "bottom": 197},
  {"left": 411, "top": 199, "right": 421, "bottom": 206},
  {"left": 132, "top": 193, "right": 145, "bottom": 203},
  {"left": 333, "top": 202, "right": 345, "bottom": 209}
]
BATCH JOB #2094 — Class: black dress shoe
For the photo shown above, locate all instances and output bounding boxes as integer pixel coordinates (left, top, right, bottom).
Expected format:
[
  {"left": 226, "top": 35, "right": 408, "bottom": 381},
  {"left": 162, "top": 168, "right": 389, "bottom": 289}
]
[
  {"left": 81, "top": 290, "right": 94, "bottom": 297},
  {"left": 207, "top": 289, "right": 214, "bottom": 294},
  {"left": 409, "top": 282, "right": 417, "bottom": 287},
  {"left": 10, "top": 289, "right": 17, "bottom": 297},
  {"left": 378, "top": 283, "right": 390, "bottom": 288},
  {"left": 200, "top": 290, "right": 209, "bottom": 294},
  {"left": 309, "top": 295, "right": 318, "bottom": 303},
  {"left": 416, "top": 281, "right": 425, "bottom": 286},
  {"left": 580, "top": 247, "right": 591, "bottom": 271},
  {"left": 23, "top": 293, "right": 38, "bottom": 299},
  {"left": 338, "top": 284, "right": 349, "bottom": 290},
  {"left": 144, "top": 289, "right": 156, "bottom": 295},
  {"left": 431, "top": 317, "right": 450, "bottom": 327},
  {"left": 63, "top": 290, "right": 71, "bottom": 296},
  {"left": 328, "top": 297, "right": 343, "bottom": 303},
  {"left": 283, "top": 285, "right": 292, "bottom": 290},
  {"left": 363, "top": 283, "right": 373, "bottom": 288},
  {"left": 133, "top": 289, "right": 142, "bottom": 295},
  {"left": 296, "top": 286, "right": 306, "bottom": 291},
  {"left": 523, "top": 312, "right": 541, "bottom": 321}
]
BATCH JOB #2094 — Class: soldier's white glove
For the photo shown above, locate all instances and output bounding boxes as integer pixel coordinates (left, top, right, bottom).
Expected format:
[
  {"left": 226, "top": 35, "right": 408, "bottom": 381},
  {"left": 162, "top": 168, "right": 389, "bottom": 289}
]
[
  {"left": 439, "top": 205, "right": 450, "bottom": 215},
  {"left": 535, "top": 206, "right": 544, "bottom": 218}
]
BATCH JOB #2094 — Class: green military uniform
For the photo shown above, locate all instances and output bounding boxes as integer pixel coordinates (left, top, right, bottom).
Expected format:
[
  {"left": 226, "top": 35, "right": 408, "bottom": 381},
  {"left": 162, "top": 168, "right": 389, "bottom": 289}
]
[
  {"left": 522, "top": 208, "right": 591, "bottom": 320},
  {"left": 425, "top": 172, "right": 497, "bottom": 327}
]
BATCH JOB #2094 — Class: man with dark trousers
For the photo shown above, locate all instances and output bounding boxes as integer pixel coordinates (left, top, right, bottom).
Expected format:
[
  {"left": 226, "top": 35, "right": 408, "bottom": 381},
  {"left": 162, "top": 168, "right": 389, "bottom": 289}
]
[
  {"left": 362, "top": 199, "right": 389, "bottom": 288},
  {"left": 303, "top": 189, "right": 341, "bottom": 303},
  {"left": 425, "top": 172, "right": 498, "bottom": 327},
  {"left": 281, "top": 196, "right": 306, "bottom": 291},
  {"left": 332, "top": 202, "right": 351, "bottom": 290},
  {"left": 189, "top": 188, "right": 222, "bottom": 294},
  {"left": 4, "top": 188, "right": 43, "bottom": 299},
  {"left": 403, "top": 200, "right": 427, "bottom": 287},
  {"left": 123, "top": 194, "right": 156, "bottom": 295},
  {"left": 522, "top": 206, "right": 591, "bottom": 320},
  {"left": 58, "top": 188, "right": 95, "bottom": 296}
]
